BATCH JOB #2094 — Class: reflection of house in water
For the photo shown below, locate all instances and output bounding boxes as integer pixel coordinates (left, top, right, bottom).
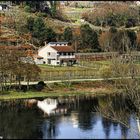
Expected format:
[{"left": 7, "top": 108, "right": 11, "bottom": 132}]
[
  {"left": 37, "top": 98, "right": 68, "bottom": 116},
  {"left": 71, "top": 113, "right": 79, "bottom": 128}
]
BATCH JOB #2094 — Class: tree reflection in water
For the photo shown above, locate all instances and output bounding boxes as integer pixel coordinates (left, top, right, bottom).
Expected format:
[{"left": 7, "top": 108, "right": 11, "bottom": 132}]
[
  {"left": 77, "top": 96, "right": 98, "bottom": 130},
  {"left": 0, "top": 95, "right": 139, "bottom": 139},
  {"left": 112, "top": 121, "right": 119, "bottom": 132},
  {"left": 41, "top": 116, "right": 60, "bottom": 139},
  {"left": 101, "top": 117, "right": 112, "bottom": 139},
  {"left": 0, "top": 107, "right": 43, "bottom": 139},
  {"left": 120, "top": 124, "right": 129, "bottom": 139}
]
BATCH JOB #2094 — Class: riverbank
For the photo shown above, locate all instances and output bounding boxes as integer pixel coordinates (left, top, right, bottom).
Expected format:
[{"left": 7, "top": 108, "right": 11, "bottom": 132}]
[{"left": 0, "top": 81, "right": 120, "bottom": 100}]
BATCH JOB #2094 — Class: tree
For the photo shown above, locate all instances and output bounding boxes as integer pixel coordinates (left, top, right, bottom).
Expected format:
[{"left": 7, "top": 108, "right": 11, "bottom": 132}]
[
  {"left": 127, "top": 30, "right": 137, "bottom": 50},
  {"left": 24, "top": 63, "right": 41, "bottom": 90},
  {"left": 24, "top": 1, "right": 41, "bottom": 12},
  {"left": 49, "top": 1, "right": 58, "bottom": 17},
  {"left": 98, "top": 31, "right": 112, "bottom": 52},
  {"left": 46, "top": 27, "right": 56, "bottom": 43},
  {"left": 97, "top": 47, "right": 140, "bottom": 136},
  {"left": 32, "top": 17, "right": 47, "bottom": 45},
  {"left": 82, "top": 3, "right": 139, "bottom": 28},
  {"left": 80, "top": 24, "right": 100, "bottom": 52},
  {"left": 0, "top": 47, "right": 41, "bottom": 91},
  {"left": 26, "top": 17, "right": 34, "bottom": 32},
  {"left": 136, "top": 31, "right": 140, "bottom": 50},
  {"left": 63, "top": 27, "right": 73, "bottom": 44},
  {"left": 32, "top": 17, "right": 57, "bottom": 46},
  {"left": 24, "top": 5, "right": 31, "bottom": 13},
  {"left": 99, "top": 30, "right": 131, "bottom": 53}
]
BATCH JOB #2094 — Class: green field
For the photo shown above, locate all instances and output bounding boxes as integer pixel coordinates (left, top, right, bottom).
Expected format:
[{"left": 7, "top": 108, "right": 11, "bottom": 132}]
[
  {"left": 62, "top": 7, "right": 93, "bottom": 21},
  {"left": 38, "top": 63, "right": 101, "bottom": 81},
  {"left": 38, "top": 60, "right": 112, "bottom": 80}
]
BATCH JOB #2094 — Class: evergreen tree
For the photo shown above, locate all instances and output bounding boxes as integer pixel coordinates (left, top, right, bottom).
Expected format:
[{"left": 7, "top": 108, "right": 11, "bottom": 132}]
[
  {"left": 25, "top": 16, "right": 57, "bottom": 46},
  {"left": 32, "top": 17, "right": 47, "bottom": 45},
  {"left": 26, "top": 17, "right": 34, "bottom": 32},
  {"left": 33, "top": 17, "right": 46, "bottom": 39},
  {"left": 80, "top": 24, "right": 100, "bottom": 52},
  {"left": 63, "top": 27, "right": 73, "bottom": 44},
  {"left": 46, "top": 27, "right": 57, "bottom": 42}
]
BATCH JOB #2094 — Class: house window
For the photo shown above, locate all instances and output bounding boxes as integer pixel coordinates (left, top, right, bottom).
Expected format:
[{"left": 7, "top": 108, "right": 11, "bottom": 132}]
[
  {"left": 48, "top": 52, "right": 50, "bottom": 55},
  {"left": 63, "top": 52, "right": 66, "bottom": 56}
]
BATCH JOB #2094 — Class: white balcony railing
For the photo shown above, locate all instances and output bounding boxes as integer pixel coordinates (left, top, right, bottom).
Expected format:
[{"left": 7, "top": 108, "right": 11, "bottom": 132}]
[{"left": 58, "top": 55, "right": 75, "bottom": 59}]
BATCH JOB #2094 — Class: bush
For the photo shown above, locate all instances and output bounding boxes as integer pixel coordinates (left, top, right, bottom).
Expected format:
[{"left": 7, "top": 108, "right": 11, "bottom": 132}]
[
  {"left": 24, "top": 6, "right": 31, "bottom": 13},
  {"left": 36, "top": 81, "right": 46, "bottom": 91},
  {"left": 21, "top": 86, "right": 27, "bottom": 92},
  {"left": 37, "top": 12, "right": 48, "bottom": 18},
  {"left": 109, "top": 27, "right": 117, "bottom": 33},
  {"left": 125, "top": 21, "right": 133, "bottom": 28}
]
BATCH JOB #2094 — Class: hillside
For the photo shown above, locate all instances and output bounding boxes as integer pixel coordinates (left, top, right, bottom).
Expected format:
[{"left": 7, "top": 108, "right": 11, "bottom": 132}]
[{"left": 1, "top": 1, "right": 140, "bottom": 53}]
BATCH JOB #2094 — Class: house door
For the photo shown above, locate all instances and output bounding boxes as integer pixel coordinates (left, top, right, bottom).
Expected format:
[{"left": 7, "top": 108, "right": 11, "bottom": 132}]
[{"left": 48, "top": 59, "right": 51, "bottom": 64}]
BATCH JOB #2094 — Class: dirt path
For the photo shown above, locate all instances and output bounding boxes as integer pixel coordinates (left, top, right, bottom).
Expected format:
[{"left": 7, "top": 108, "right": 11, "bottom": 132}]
[{"left": 20, "top": 76, "right": 134, "bottom": 85}]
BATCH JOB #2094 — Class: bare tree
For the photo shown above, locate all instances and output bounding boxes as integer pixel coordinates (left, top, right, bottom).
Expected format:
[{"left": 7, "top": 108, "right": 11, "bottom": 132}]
[{"left": 97, "top": 39, "right": 140, "bottom": 136}]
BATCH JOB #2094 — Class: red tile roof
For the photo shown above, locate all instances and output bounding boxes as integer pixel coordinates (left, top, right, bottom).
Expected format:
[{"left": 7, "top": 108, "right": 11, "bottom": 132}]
[{"left": 51, "top": 46, "right": 75, "bottom": 52}]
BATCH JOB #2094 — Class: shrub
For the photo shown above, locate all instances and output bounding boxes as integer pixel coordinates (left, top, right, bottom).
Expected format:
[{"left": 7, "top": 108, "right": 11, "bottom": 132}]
[
  {"left": 24, "top": 5, "right": 31, "bottom": 13},
  {"left": 125, "top": 21, "right": 133, "bottom": 28},
  {"left": 37, "top": 12, "right": 48, "bottom": 18},
  {"left": 109, "top": 27, "right": 117, "bottom": 33},
  {"left": 36, "top": 81, "right": 46, "bottom": 91}
]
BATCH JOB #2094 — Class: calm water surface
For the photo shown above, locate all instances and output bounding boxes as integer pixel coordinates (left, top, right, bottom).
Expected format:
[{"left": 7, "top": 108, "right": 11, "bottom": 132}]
[{"left": 0, "top": 95, "right": 139, "bottom": 139}]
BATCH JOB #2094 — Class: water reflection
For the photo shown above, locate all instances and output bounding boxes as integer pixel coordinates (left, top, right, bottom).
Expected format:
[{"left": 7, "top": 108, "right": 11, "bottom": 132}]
[
  {"left": 37, "top": 98, "right": 58, "bottom": 115},
  {"left": 42, "top": 116, "right": 60, "bottom": 139},
  {"left": 0, "top": 108, "right": 43, "bottom": 139},
  {"left": 102, "top": 118, "right": 112, "bottom": 139},
  {"left": 0, "top": 95, "right": 139, "bottom": 139}
]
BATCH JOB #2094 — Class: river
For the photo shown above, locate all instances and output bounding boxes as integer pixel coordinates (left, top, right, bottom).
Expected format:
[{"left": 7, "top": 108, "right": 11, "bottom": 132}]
[{"left": 0, "top": 95, "right": 139, "bottom": 139}]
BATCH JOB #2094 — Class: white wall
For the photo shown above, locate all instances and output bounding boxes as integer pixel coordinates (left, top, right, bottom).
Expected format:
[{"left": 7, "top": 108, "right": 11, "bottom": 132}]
[
  {"left": 51, "top": 60, "right": 60, "bottom": 65},
  {"left": 34, "top": 58, "right": 44, "bottom": 64},
  {"left": 0, "top": 6, "right": 2, "bottom": 10},
  {"left": 38, "top": 45, "right": 57, "bottom": 64}
]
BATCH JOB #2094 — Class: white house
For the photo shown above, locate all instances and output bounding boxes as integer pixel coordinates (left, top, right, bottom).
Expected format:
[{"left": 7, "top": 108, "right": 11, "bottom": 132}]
[
  {"left": 0, "top": 4, "right": 9, "bottom": 11},
  {"left": 0, "top": 5, "right": 2, "bottom": 11},
  {"left": 136, "top": 1, "right": 140, "bottom": 6},
  {"left": 38, "top": 42, "right": 76, "bottom": 66}
]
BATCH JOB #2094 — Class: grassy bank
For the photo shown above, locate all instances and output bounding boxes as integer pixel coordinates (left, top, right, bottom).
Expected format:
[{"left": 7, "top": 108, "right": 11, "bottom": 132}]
[
  {"left": 0, "top": 81, "right": 120, "bottom": 100},
  {"left": 0, "top": 91, "right": 92, "bottom": 100}
]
